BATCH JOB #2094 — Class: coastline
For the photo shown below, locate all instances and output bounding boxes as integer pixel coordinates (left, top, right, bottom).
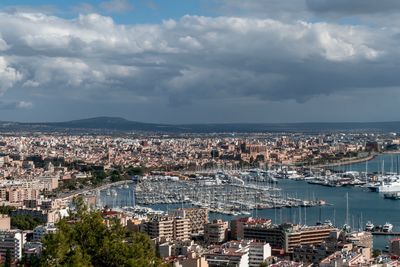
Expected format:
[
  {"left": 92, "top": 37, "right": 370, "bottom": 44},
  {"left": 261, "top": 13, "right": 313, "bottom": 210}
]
[
  {"left": 310, "top": 153, "right": 377, "bottom": 168},
  {"left": 310, "top": 150, "right": 400, "bottom": 168}
]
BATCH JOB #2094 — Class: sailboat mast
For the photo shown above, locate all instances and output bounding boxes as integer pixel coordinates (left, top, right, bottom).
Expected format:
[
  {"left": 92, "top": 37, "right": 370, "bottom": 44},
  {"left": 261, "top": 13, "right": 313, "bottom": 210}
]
[{"left": 345, "top": 192, "right": 349, "bottom": 226}]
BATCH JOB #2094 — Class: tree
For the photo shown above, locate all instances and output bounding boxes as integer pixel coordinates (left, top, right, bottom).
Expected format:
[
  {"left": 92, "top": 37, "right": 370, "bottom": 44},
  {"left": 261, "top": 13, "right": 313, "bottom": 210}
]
[
  {"left": 4, "top": 249, "right": 11, "bottom": 267},
  {"left": 0, "top": 205, "right": 16, "bottom": 215},
  {"left": 372, "top": 249, "right": 381, "bottom": 258},
  {"left": 125, "top": 166, "right": 145, "bottom": 176},
  {"left": 11, "top": 215, "right": 43, "bottom": 230},
  {"left": 38, "top": 198, "right": 165, "bottom": 267}
]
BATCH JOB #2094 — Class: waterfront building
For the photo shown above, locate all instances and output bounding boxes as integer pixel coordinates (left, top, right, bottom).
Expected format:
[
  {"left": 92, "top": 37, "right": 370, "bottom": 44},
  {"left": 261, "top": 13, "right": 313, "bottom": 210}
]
[
  {"left": 142, "top": 216, "right": 191, "bottom": 241},
  {"left": 241, "top": 220, "right": 282, "bottom": 249},
  {"left": 389, "top": 237, "right": 400, "bottom": 256},
  {"left": 283, "top": 224, "right": 337, "bottom": 253},
  {"left": 169, "top": 208, "right": 208, "bottom": 235},
  {"left": 204, "top": 219, "right": 228, "bottom": 244},
  {"left": 242, "top": 222, "right": 336, "bottom": 254},
  {"left": 231, "top": 217, "right": 272, "bottom": 240}
]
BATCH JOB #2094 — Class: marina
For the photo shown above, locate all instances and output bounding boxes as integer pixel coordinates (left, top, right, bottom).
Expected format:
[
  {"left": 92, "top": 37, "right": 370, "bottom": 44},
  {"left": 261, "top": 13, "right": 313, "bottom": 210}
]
[
  {"left": 95, "top": 153, "right": 400, "bottom": 250},
  {"left": 133, "top": 172, "right": 325, "bottom": 215}
]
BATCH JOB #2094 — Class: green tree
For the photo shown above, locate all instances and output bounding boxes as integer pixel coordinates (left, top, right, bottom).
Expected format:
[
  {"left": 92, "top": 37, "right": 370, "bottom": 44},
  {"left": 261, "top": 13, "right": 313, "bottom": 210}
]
[
  {"left": 11, "top": 215, "right": 43, "bottom": 230},
  {"left": 125, "top": 166, "right": 145, "bottom": 176},
  {"left": 4, "top": 249, "right": 11, "bottom": 267},
  {"left": 38, "top": 198, "right": 165, "bottom": 267},
  {"left": 372, "top": 249, "right": 381, "bottom": 258},
  {"left": 0, "top": 205, "right": 16, "bottom": 215}
]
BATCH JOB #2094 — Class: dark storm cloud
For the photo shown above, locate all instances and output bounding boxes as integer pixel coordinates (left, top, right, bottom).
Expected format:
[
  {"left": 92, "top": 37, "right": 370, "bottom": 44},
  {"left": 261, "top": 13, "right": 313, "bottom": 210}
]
[
  {"left": 0, "top": 10, "right": 398, "bottom": 115},
  {"left": 0, "top": 101, "right": 32, "bottom": 110}
]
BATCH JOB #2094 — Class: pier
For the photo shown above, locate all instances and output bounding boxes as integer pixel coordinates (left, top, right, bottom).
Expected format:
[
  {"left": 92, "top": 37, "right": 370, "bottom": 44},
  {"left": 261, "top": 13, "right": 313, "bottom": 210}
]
[{"left": 371, "top": 232, "right": 400, "bottom": 236}]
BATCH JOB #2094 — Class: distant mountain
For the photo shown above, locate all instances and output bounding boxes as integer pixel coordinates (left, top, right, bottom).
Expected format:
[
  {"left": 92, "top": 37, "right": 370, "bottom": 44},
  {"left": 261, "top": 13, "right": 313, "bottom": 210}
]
[{"left": 1, "top": 116, "right": 400, "bottom": 133}]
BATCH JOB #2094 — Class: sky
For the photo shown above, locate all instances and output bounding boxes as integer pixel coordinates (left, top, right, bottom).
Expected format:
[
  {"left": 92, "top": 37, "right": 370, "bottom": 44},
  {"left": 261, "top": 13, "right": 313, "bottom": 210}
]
[{"left": 0, "top": 0, "right": 400, "bottom": 123}]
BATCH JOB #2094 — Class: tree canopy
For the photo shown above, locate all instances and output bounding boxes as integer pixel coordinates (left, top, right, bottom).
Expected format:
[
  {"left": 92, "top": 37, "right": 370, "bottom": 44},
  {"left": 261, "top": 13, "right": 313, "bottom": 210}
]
[
  {"left": 38, "top": 198, "right": 165, "bottom": 267},
  {"left": 11, "top": 215, "right": 43, "bottom": 230}
]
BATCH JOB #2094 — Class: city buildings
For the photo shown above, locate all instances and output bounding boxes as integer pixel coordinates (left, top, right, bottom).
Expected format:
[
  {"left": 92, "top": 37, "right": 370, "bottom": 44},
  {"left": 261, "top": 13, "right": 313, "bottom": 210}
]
[
  {"left": 204, "top": 240, "right": 271, "bottom": 267},
  {"left": 142, "top": 215, "right": 191, "bottom": 241},
  {"left": 0, "top": 230, "right": 25, "bottom": 261},
  {"left": 204, "top": 219, "right": 228, "bottom": 244},
  {"left": 169, "top": 208, "right": 208, "bottom": 235}
]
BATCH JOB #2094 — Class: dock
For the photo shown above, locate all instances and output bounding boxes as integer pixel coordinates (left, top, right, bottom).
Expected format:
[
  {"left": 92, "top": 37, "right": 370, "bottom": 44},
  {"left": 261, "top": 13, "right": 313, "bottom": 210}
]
[{"left": 371, "top": 232, "right": 400, "bottom": 236}]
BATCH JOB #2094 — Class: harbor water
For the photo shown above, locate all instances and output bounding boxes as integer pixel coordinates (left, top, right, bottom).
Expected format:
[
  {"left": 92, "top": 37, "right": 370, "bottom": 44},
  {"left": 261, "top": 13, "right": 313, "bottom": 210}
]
[{"left": 99, "top": 153, "right": 400, "bottom": 250}]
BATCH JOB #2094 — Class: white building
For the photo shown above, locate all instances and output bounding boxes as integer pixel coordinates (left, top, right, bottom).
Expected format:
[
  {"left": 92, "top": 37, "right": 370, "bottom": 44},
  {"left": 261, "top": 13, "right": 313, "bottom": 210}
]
[
  {"left": 0, "top": 230, "right": 25, "bottom": 261},
  {"left": 205, "top": 240, "right": 271, "bottom": 267},
  {"left": 249, "top": 241, "right": 271, "bottom": 267}
]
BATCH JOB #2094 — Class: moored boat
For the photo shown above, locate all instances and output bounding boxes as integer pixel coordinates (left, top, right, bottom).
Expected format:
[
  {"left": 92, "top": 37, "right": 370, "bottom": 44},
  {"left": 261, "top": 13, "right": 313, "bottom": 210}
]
[
  {"left": 383, "top": 222, "right": 393, "bottom": 232},
  {"left": 365, "top": 221, "right": 374, "bottom": 231}
]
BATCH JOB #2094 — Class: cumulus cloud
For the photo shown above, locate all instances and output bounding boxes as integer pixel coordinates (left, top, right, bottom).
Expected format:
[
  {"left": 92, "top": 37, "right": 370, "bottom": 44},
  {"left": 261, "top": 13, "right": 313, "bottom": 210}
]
[
  {"left": 0, "top": 57, "right": 22, "bottom": 95},
  {"left": 0, "top": 10, "right": 398, "bottom": 107}
]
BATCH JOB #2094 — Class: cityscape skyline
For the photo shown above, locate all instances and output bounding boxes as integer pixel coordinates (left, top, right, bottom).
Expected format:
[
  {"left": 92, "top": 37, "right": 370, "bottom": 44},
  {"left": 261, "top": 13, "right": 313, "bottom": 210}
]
[{"left": 0, "top": 1, "right": 400, "bottom": 123}]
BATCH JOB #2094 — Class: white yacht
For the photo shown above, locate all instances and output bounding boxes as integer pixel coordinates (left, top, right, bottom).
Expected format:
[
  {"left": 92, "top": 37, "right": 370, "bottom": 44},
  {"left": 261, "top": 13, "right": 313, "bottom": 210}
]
[
  {"left": 383, "top": 222, "right": 393, "bottom": 232},
  {"left": 365, "top": 221, "right": 374, "bottom": 231},
  {"left": 377, "top": 180, "right": 400, "bottom": 193}
]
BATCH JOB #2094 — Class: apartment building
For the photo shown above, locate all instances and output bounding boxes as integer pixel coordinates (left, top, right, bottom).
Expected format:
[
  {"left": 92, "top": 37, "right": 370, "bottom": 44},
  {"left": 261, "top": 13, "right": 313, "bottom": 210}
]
[
  {"left": 0, "top": 215, "right": 10, "bottom": 231},
  {"left": 169, "top": 208, "right": 208, "bottom": 235},
  {"left": 283, "top": 225, "right": 337, "bottom": 253},
  {"left": 248, "top": 242, "right": 271, "bottom": 267},
  {"left": 142, "top": 216, "right": 191, "bottom": 241},
  {"left": 204, "top": 219, "right": 228, "bottom": 244},
  {"left": 231, "top": 217, "right": 272, "bottom": 240},
  {"left": 205, "top": 240, "right": 271, "bottom": 267},
  {"left": 0, "top": 230, "right": 25, "bottom": 261}
]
